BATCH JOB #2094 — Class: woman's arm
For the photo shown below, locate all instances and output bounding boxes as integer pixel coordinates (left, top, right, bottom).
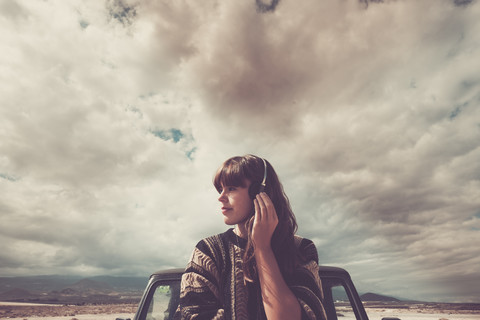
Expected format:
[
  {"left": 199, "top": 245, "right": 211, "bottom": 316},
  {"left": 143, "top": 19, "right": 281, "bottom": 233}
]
[{"left": 252, "top": 192, "right": 301, "bottom": 320}]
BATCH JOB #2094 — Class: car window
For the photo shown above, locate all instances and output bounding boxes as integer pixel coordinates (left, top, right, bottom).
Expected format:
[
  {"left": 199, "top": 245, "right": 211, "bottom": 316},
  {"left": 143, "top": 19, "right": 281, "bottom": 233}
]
[
  {"left": 139, "top": 280, "right": 180, "bottom": 320},
  {"left": 322, "top": 277, "right": 359, "bottom": 320},
  {"left": 332, "top": 284, "right": 356, "bottom": 320}
]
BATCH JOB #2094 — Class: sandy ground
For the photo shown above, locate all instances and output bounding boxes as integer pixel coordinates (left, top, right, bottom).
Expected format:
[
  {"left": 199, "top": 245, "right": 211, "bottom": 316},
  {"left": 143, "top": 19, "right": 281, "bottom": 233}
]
[
  {"left": 1, "top": 314, "right": 134, "bottom": 320},
  {"left": 365, "top": 307, "right": 480, "bottom": 320},
  {"left": 0, "top": 302, "right": 136, "bottom": 320},
  {"left": 0, "top": 303, "right": 62, "bottom": 307},
  {"left": 1, "top": 302, "right": 479, "bottom": 320}
]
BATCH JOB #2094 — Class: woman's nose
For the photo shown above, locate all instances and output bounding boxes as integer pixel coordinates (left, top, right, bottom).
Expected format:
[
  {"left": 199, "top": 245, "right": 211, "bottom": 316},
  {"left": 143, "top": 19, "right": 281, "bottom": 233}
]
[{"left": 218, "top": 191, "right": 226, "bottom": 202}]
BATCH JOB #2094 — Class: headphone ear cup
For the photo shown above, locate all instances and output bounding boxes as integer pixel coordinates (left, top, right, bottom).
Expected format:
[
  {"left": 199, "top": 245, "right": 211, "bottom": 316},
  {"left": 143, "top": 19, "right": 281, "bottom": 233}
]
[{"left": 249, "top": 182, "right": 261, "bottom": 200}]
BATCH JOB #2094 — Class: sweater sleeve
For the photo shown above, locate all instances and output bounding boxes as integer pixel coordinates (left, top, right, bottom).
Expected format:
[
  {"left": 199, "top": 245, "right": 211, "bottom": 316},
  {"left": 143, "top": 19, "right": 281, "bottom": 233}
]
[
  {"left": 289, "top": 238, "right": 327, "bottom": 320},
  {"left": 175, "top": 240, "right": 225, "bottom": 320}
]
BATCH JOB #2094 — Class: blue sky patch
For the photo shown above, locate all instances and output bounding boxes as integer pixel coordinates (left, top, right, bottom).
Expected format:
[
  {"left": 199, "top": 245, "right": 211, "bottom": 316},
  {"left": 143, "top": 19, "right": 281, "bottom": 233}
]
[
  {"left": 151, "top": 128, "right": 184, "bottom": 143},
  {"left": 186, "top": 147, "right": 197, "bottom": 160},
  {"left": 151, "top": 128, "right": 196, "bottom": 160},
  {"left": 449, "top": 106, "right": 461, "bottom": 120},
  {"left": 0, "top": 173, "right": 18, "bottom": 182},
  {"left": 469, "top": 212, "right": 480, "bottom": 231},
  {"left": 108, "top": 0, "right": 136, "bottom": 26},
  {"left": 79, "top": 20, "right": 89, "bottom": 29},
  {"left": 449, "top": 102, "right": 468, "bottom": 120}
]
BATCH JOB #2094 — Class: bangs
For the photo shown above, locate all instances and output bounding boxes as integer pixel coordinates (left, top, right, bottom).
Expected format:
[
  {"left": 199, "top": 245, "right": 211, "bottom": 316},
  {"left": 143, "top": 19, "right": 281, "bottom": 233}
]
[{"left": 213, "top": 159, "right": 248, "bottom": 193}]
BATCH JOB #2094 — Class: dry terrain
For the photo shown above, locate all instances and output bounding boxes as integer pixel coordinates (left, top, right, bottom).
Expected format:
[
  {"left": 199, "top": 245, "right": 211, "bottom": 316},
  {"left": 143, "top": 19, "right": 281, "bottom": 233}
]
[
  {"left": 0, "top": 302, "right": 136, "bottom": 319},
  {"left": 1, "top": 301, "right": 479, "bottom": 320}
]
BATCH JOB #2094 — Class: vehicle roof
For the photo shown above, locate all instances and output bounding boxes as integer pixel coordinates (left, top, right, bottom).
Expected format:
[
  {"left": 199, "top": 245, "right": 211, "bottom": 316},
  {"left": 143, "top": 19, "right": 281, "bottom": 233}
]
[{"left": 150, "top": 265, "right": 350, "bottom": 278}]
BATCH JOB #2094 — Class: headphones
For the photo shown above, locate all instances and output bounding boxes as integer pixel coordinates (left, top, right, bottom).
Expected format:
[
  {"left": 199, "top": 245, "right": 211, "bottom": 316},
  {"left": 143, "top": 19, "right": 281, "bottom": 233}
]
[{"left": 248, "top": 157, "right": 267, "bottom": 199}]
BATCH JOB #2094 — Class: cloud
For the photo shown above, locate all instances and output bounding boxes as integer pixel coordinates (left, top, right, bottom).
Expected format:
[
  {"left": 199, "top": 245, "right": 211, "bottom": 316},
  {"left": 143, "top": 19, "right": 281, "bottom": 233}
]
[{"left": 0, "top": 0, "right": 479, "bottom": 303}]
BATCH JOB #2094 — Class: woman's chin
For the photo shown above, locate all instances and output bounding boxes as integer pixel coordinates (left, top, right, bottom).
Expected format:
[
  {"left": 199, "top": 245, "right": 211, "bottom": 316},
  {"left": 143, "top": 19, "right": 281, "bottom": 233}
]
[{"left": 223, "top": 217, "right": 236, "bottom": 225}]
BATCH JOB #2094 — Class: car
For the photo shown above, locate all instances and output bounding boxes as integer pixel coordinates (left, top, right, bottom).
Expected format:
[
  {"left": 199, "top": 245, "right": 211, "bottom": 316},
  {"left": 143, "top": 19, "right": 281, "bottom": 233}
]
[{"left": 117, "top": 266, "right": 401, "bottom": 320}]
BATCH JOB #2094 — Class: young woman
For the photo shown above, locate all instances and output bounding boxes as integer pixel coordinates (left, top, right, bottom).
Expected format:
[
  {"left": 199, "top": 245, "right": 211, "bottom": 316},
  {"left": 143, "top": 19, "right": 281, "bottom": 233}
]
[{"left": 176, "top": 155, "right": 326, "bottom": 320}]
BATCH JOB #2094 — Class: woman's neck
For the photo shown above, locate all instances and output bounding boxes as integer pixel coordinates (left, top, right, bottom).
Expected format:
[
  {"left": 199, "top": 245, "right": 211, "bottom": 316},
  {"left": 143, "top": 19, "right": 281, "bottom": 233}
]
[{"left": 234, "top": 223, "right": 248, "bottom": 239}]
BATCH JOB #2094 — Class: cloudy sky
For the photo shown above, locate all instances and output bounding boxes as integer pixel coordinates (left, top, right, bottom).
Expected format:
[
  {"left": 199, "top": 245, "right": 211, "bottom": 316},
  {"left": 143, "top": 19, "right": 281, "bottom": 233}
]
[{"left": 1, "top": 0, "right": 479, "bottom": 303}]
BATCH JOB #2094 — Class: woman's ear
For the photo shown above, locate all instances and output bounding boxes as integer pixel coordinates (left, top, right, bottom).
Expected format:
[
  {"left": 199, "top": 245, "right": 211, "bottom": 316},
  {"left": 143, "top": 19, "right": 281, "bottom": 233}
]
[{"left": 248, "top": 181, "right": 262, "bottom": 199}]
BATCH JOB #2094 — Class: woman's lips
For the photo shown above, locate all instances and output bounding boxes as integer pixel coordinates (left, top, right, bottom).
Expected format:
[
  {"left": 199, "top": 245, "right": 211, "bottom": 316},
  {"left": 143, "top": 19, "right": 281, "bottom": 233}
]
[{"left": 221, "top": 207, "right": 232, "bottom": 214}]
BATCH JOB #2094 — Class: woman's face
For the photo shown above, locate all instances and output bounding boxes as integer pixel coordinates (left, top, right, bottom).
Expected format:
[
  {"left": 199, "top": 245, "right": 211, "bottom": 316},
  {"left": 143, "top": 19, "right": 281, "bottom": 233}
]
[{"left": 218, "top": 180, "right": 253, "bottom": 226}]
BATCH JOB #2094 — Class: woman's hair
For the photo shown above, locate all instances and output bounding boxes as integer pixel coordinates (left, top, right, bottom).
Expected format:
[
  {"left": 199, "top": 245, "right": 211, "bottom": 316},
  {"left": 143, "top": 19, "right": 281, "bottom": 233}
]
[{"left": 213, "top": 154, "right": 298, "bottom": 282}]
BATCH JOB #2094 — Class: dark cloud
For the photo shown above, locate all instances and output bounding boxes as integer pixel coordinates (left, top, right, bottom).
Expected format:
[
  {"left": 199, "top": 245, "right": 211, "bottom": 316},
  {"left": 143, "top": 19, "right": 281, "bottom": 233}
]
[
  {"left": 256, "top": 0, "right": 281, "bottom": 13},
  {"left": 0, "top": 0, "right": 29, "bottom": 21},
  {"left": 454, "top": 0, "right": 474, "bottom": 6}
]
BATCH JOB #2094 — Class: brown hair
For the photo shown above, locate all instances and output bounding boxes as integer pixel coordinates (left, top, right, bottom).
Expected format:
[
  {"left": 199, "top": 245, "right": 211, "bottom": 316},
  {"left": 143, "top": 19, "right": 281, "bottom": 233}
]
[{"left": 213, "top": 154, "right": 298, "bottom": 282}]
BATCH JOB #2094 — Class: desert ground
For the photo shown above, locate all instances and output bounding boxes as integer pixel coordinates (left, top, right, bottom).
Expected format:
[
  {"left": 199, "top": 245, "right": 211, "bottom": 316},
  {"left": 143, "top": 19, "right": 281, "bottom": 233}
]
[
  {"left": 0, "top": 302, "right": 136, "bottom": 320},
  {"left": 363, "top": 307, "right": 480, "bottom": 320},
  {"left": 1, "top": 302, "right": 479, "bottom": 320}
]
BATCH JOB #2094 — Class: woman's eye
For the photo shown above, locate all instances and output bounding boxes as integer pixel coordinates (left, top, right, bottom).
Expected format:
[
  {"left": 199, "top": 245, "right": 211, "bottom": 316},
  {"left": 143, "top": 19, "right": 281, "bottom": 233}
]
[{"left": 228, "top": 186, "right": 236, "bottom": 191}]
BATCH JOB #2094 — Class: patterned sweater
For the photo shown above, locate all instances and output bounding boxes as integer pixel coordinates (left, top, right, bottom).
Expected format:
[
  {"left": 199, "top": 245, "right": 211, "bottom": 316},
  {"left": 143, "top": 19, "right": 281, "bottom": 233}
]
[{"left": 175, "top": 228, "right": 327, "bottom": 320}]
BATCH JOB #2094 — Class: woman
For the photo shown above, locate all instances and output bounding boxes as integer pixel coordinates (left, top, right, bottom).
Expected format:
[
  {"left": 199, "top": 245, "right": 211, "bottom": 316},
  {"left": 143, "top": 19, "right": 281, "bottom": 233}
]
[{"left": 176, "top": 155, "right": 326, "bottom": 320}]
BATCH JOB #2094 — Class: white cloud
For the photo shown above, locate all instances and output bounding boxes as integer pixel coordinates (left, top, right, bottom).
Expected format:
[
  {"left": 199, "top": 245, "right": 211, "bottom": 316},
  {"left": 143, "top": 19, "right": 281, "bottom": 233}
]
[{"left": 0, "top": 0, "right": 479, "bottom": 303}]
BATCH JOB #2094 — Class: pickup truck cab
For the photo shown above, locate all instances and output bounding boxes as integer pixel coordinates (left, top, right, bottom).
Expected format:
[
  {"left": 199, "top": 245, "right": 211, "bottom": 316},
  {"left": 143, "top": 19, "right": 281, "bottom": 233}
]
[{"left": 122, "top": 266, "right": 400, "bottom": 320}]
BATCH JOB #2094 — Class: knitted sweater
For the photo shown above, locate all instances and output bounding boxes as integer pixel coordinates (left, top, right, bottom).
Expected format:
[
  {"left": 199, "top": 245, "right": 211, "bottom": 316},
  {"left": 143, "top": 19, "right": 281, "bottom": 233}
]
[{"left": 175, "top": 228, "right": 327, "bottom": 320}]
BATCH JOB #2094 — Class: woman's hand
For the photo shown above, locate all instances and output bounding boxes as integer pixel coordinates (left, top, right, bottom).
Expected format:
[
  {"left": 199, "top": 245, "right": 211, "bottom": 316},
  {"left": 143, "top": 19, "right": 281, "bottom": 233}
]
[
  {"left": 251, "top": 192, "right": 278, "bottom": 251},
  {"left": 251, "top": 193, "right": 302, "bottom": 320}
]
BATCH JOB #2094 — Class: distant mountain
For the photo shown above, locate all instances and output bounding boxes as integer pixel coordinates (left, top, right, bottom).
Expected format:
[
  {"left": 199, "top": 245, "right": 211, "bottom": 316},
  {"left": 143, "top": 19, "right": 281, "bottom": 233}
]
[
  {"left": 65, "top": 279, "right": 113, "bottom": 293},
  {"left": 0, "top": 275, "right": 147, "bottom": 294},
  {"left": 88, "top": 275, "right": 147, "bottom": 291},
  {"left": 0, "top": 288, "right": 40, "bottom": 300},
  {"left": 0, "top": 274, "right": 148, "bottom": 304},
  {"left": 0, "top": 275, "right": 83, "bottom": 293},
  {"left": 361, "top": 292, "right": 401, "bottom": 302}
]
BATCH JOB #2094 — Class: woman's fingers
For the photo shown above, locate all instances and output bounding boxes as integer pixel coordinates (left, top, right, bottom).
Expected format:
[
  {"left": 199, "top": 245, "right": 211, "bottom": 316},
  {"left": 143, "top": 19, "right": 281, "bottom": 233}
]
[
  {"left": 252, "top": 193, "right": 278, "bottom": 250},
  {"left": 254, "top": 198, "right": 261, "bottom": 222},
  {"left": 256, "top": 192, "right": 277, "bottom": 222},
  {"left": 256, "top": 194, "right": 266, "bottom": 220}
]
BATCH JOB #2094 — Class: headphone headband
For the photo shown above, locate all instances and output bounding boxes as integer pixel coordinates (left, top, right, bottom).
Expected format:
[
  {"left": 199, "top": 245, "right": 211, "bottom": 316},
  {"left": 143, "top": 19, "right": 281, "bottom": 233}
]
[
  {"left": 247, "top": 156, "right": 268, "bottom": 199},
  {"left": 259, "top": 157, "right": 267, "bottom": 192}
]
